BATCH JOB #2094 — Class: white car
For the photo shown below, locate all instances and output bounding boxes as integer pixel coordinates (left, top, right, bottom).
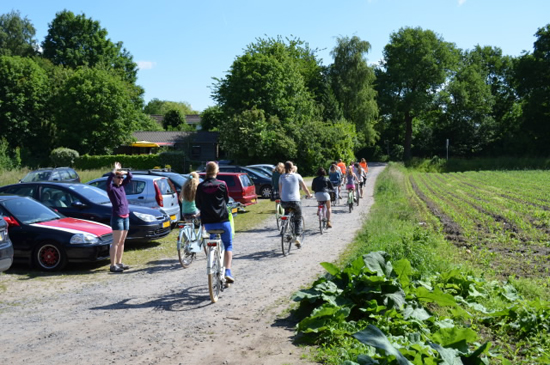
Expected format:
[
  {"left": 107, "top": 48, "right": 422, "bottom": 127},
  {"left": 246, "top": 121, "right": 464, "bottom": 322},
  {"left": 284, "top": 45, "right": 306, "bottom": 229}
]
[{"left": 87, "top": 174, "right": 181, "bottom": 225}]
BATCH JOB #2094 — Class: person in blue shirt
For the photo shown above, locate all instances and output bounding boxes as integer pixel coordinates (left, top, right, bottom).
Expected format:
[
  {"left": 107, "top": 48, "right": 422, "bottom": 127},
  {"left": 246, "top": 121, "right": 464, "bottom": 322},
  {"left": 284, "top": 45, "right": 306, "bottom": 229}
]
[{"left": 107, "top": 162, "right": 132, "bottom": 273}]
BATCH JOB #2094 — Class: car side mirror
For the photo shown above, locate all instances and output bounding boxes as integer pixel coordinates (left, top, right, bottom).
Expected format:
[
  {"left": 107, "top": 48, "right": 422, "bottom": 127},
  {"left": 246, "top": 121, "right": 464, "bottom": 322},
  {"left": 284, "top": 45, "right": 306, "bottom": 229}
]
[{"left": 72, "top": 201, "right": 86, "bottom": 208}]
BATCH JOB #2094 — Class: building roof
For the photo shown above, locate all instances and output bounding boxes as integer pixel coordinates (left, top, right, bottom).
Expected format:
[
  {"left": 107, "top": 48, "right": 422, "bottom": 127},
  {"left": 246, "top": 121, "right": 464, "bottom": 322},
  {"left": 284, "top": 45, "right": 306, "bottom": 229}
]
[{"left": 132, "top": 131, "right": 218, "bottom": 146}]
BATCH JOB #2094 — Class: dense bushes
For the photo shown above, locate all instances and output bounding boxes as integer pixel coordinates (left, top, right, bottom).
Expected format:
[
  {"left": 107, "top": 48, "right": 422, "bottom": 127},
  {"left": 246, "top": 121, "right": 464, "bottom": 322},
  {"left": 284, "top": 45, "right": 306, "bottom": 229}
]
[{"left": 73, "top": 151, "right": 188, "bottom": 172}]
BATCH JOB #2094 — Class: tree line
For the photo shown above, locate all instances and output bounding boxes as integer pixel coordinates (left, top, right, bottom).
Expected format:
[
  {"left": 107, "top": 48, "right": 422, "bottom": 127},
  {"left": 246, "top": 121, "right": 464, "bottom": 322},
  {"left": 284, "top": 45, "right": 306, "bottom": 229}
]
[{"left": 1, "top": 9, "right": 549, "bottom": 172}]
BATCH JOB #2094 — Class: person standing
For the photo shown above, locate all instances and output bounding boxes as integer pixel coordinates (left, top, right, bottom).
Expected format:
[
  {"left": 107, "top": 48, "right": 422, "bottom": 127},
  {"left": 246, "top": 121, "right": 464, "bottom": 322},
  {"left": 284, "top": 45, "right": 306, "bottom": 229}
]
[
  {"left": 278, "top": 161, "right": 312, "bottom": 247},
  {"left": 107, "top": 162, "right": 132, "bottom": 273},
  {"left": 180, "top": 171, "right": 200, "bottom": 219},
  {"left": 195, "top": 161, "right": 234, "bottom": 283}
]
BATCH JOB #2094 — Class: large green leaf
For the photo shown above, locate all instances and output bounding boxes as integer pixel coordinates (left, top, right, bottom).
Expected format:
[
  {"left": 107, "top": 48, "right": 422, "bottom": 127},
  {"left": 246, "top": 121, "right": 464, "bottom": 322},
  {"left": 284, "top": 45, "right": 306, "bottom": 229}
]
[
  {"left": 321, "top": 261, "right": 340, "bottom": 276},
  {"left": 430, "top": 327, "right": 478, "bottom": 349},
  {"left": 394, "top": 259, "right": 413, "bottom": 289},
  {"left": 404, "top": 305, "right": 432, "bottom": 321},
  {"left": 363, "top": 251, "right": 394, "bottom": 277},
  {"left": 415, "top": 286, "right": 457, "bottom": 307},
  {"left": 353, "top": 325, "right": 413, "bottom": 365}
]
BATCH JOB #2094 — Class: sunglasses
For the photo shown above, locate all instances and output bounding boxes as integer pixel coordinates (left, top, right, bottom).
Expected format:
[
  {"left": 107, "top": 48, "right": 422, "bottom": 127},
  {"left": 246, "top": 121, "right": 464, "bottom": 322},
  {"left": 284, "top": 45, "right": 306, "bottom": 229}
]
[{"left": 114, "top": 175, "right": 124, "bottom": 179}]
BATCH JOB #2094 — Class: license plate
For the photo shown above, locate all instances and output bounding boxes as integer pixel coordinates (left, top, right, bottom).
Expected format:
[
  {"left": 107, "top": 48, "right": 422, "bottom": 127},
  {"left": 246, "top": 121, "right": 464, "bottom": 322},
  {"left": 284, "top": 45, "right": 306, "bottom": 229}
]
[
  {"left": 163, "top": 221, "right": 170, "bottom": 228},
  {"left": 231, "top": 208, "right": 237, "bottom": 214},
  {"left": 170, "top": 215, "right": 176, "bottom": 221}
]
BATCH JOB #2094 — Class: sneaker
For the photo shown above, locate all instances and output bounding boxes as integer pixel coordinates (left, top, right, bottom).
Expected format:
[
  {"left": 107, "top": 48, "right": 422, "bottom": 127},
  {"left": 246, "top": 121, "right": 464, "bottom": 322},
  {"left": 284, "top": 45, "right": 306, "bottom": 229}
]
[
  {"left": 295, "top": 238, "right": 301, "bottom": 248},
  {"left": 110, "top": 265, "right": 123, "bottom": 273},
  {"left": 117, "top": 263, "right": 130, "bottom": 270},
  {"left": 225, "top": 269, "right": 235, "bottom": 283},
  {"left": 327, "top": 221, "right": 332, "bottom": 228}
]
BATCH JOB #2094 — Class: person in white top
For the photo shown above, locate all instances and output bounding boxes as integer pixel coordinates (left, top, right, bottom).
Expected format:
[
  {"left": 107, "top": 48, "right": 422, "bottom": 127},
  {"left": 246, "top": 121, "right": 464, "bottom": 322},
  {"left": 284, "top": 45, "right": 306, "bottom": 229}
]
[{"left": 278, "top": 161, "right": 312, "bottom": 247}]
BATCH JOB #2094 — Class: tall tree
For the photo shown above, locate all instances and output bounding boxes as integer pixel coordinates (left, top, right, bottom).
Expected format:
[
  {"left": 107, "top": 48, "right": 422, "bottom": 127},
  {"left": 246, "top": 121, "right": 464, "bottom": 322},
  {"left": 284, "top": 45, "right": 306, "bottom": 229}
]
[
  {"left": 376, "top": 27, "right": 459, "bottom": 160},
  {"left": 0, "top": 10, "right": 38, "bottom": 57},
  {"left": 0, "top": 56, "right": 51, "bottom": 164},
  {"left": 52, "top": 67, "right": 144, "bottom": 154},
  {"left": 515, "top": 24, "right": 550, "bottom": 154},
  {"left": 42, "top": 10, "right": 137, "bottom": 83},
  {"left": 329, "top": 36, "right": 378, "bottom": 145}
]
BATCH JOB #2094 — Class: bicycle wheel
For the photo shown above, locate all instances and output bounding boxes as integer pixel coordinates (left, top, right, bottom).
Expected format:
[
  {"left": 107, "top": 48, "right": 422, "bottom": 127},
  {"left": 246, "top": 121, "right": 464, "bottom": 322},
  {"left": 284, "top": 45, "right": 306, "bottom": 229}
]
[
  {"left": 177, "top": 227, "right": 194, "bottom": 268},
  {"left": 298, "top": 216, "right": 306, "bottom": 246},
  {"left": 275, "top": 202, "right": 281, "bottom": 230},
  {"left": 318, "top": 207, "right": 323, "bottom": 235},
  {"left": 348, "top": 192, "right": 354, "bottom": 213},
  {"left": 280, "top": 219, "right": 292, "bottom": 256},
  {"left": 355, "top": 187, "right": 360, "bottom": 206},
  {"left": 208, "top": 246, "right": 222, "bottom": 303}
]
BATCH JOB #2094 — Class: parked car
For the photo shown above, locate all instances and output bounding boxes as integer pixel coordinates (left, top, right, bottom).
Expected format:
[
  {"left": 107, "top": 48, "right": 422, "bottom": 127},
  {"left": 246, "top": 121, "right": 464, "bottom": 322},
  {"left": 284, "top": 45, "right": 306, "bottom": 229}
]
[
  {"left": 246, "top": 164, "right": 274, "bottom": 177},
  {"left": 0, "top": 218, "right": 14, "bottom": 272},
  {"left": 87, "top": 174, "right": 181, "bottom": 225},
  {"left": 218, "top": 165, "right": 273, "bottom": 199},
  {"left": 0, "top": 183, "right": 172, "bottom": 243},
  {"left": 104, "top": 169, "right": 193, "bottom": 198},
  {"left": 197, "top": 172, "right": 257, "bottom": 206},
  {"left": 20, "top": 167, "right": 81, "bottom": 183},
  {"left": 0, "top": 194, "right": 113, "bottom": 271}
]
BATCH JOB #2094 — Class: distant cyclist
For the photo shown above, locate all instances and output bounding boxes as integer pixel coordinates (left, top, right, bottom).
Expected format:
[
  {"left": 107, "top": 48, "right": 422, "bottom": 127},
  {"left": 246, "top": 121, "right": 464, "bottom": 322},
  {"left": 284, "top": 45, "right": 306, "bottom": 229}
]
[
  {"left": 328, "top": 163, "right": 342, "bottom": 203},
  {"left": 279, "top": 161, "right": 312, "bottom": 247},
  {"left": 312, "top": 167, "right": 334, "bottom": 228},
  {"left": 345, "top": 166, "right": 359, "bottom": 202}
]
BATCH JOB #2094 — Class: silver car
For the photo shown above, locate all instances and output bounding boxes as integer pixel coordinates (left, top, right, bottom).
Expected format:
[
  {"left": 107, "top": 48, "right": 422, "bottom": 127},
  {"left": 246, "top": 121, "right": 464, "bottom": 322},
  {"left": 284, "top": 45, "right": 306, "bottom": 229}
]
[{"left": 87, "top": 174, "right": 181, "bottom": 224}]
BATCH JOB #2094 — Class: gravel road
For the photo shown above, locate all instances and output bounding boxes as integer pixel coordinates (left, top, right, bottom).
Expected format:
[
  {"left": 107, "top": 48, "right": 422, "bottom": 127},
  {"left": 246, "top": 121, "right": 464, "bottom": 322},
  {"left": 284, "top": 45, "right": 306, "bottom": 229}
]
[{"left": 0, "top": 164, "right": 385, "bottom": 365}]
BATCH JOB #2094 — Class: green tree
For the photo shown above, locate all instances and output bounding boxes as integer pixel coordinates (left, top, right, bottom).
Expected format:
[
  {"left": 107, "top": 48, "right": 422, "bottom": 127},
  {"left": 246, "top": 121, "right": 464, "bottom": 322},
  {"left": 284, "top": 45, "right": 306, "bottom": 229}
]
[
  {"left": 200, "top": 105, "right": 224, "bottom": 131},
  {"left": 0, "top": 56, "right": 52, "bottom": 164},
  {"left": 329, "top": 36, "right": 378, "bottom": 145},
  {"left": 0, "top": 10, "right": 38, "bottom": 57},
  {"left": 163, "top": 109, "right": 194, "bottom": 131},
  {"left": 42, "top": 10, "right": 137, "bottom": 83},
  {"left": 515, "top": 24, "right": 550, "bottom": 154},
  {"left": 143, "top": 98, "right": 197, "bottom": 115},
  {"left": 52, "top": 67, "right": 144, "bottom": 154},
  {"left": 376, "top": 27, "right": 459, "bottom": 160}
]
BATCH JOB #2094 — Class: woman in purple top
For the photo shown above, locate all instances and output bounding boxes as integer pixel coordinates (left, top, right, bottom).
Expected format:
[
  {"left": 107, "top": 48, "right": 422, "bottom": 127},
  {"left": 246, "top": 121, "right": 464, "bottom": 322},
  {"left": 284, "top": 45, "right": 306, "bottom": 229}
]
[{"left": 106, "top": 162, "right": 132, "bottom": 273}]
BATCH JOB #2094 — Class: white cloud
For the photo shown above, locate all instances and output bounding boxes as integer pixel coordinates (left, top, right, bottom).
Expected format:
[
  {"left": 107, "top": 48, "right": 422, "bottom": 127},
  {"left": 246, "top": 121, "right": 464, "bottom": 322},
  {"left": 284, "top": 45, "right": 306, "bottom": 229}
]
[
  {"left": 137, "top": 61, "right": 156, "bottom": 70},
  {"left": 458, "top": 0, "right": 466, "bottom": 5}
]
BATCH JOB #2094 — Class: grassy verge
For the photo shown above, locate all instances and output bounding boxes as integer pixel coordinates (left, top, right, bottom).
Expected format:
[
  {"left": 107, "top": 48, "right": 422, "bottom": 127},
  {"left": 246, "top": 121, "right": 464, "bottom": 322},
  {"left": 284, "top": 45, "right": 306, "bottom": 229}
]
[{"left": 294, "top": 163, "right": 550, "bottom": 364}]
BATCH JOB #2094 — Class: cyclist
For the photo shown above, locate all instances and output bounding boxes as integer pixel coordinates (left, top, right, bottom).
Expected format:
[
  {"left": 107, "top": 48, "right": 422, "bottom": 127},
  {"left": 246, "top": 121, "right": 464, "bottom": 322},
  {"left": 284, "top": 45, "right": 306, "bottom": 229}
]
[
  {"left": 279, "top": 161, "right": 312, "bottom": 247},
  {"left": 337, "top": 159, "right": 347, "bottom": 179},
  {"left": 353, "top": 162, "right": 366, "bottom": 198},
  {"left": 360, "top": 158, "right": 369, "bottom": 174},
  {"left": 271, "top": 162, "right": 284, "bottom": 200},
  {"left": 312, "top": 167, "right": 334, "bottom": 228},
  {"left": 180, "top": 172, "right": 200, "bottom": 218},
  {"left": 345, "top": 166, "right": 359, "bottom": 203},
  {"left": 195, "top": 161, "right": 234, "bottom": 283},
  {"left": 328, "top": 163, "right": 342, "bottom": 203}
]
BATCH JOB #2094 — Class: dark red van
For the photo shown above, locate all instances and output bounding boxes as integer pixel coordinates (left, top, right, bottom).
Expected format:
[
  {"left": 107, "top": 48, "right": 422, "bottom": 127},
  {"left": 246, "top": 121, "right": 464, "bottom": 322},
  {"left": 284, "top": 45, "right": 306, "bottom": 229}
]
[{"left": 198, "top": 172, "right": 257, "bottom": 206}]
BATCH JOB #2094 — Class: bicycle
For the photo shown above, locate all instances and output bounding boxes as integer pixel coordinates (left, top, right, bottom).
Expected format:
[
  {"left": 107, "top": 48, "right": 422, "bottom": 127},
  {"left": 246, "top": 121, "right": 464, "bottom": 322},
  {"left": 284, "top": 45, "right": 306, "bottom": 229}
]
[
  {"left": 329, "top": 186, "right": 340, "bottom": 206},
  {"left": 274, "top": 198, "right": 284, "bottom": 231},
  {"left": 317, "top": 200, "right": 328, "bottom": 234},
  {"left": 355, "top": 183, "right": 361, "bottom": 206},
  {"left": 347, "top": 187, "right": 355, "bottom": 213},
  {"left": 204, "top": 229, "right": 227, "bottom": 303},
  {"left": 280, "top": 207, "right": 306, "bottom": 256},
  {"left": 176, "top": 216, "right": 207, "bottom": 268}
]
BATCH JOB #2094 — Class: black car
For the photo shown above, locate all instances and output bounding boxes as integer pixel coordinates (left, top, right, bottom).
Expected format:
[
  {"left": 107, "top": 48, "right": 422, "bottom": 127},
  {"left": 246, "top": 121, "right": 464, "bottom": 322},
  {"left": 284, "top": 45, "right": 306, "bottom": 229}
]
[
  {"left": 20, "top": 167, "right": 80, "bottom": 183},
  {"left": 0, "top": 183, "right": 172, "bottom": 243},
  {"left": 0, "top": 195, "right": 113, "bottom": 271},
  {"left": 0, "top": 218, "right": 13, "bottom": 272},
  {"left": 218, "top": 165, "right": 273, "bottom": 199}
]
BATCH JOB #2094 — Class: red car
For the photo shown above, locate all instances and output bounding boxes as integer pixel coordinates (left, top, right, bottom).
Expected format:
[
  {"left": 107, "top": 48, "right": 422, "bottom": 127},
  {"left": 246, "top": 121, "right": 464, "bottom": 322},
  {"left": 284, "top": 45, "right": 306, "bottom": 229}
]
[{"left": 198, "top": 172, "right": 257, "bottom": 206}]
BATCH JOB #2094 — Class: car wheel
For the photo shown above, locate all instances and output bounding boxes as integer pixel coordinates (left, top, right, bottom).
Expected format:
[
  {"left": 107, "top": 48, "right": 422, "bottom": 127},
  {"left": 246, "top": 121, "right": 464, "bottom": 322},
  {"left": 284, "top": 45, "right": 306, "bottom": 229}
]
[
  {"left": 260, "top": 185, "right": 272, "bottom": 199},
  {"left": 34, "top": 242, "right": 67, "bottom": 271}
]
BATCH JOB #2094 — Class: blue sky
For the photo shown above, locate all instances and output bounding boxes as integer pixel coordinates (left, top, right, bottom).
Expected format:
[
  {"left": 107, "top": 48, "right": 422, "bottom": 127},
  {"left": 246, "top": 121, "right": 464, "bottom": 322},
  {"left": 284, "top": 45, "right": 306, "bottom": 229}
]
[{"left": 4, "top": 0, "right": 549, "bottom": 112}]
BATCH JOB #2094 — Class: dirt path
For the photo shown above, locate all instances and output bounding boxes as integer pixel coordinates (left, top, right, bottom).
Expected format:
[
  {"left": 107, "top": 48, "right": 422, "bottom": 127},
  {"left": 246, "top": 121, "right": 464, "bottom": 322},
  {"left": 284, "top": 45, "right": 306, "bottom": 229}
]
[{"left": 0, "top": 164, "right": 385, "bottom": 365}]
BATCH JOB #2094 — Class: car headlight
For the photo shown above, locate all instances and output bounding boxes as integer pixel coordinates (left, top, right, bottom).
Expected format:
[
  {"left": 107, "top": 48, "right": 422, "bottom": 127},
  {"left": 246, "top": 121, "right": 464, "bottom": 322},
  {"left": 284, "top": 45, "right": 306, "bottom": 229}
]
[
  {"left": 133, "top": 211, "right": 157, "bottom": 222},
  {"left": 70, "top": 233, "right": 100, "bottom": 244}
]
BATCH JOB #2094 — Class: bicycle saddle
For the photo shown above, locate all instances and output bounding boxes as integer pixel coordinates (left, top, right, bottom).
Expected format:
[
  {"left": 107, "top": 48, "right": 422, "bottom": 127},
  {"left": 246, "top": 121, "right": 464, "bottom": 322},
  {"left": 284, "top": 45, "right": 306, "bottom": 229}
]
[{"left": 207, "top": 229, "right": 225, "bottom": 235}]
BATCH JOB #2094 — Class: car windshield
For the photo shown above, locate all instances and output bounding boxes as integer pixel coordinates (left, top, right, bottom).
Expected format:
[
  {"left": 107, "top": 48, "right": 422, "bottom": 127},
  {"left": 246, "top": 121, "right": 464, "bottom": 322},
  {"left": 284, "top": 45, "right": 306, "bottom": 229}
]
[
  {"left": 21, "top": 171, "right": 51, "bottom": 183},
  {"left": 244, "top": 168, "right": 270, "bottom": 179},
  {"left": 68, "top": 184, "right": 111, "bottom": 204},
  {"left": 163, "top": 173, "right": 186, "bottom": 188},
  {"left": 1, "top": 197, "right": 61, "bottom": 224}
]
